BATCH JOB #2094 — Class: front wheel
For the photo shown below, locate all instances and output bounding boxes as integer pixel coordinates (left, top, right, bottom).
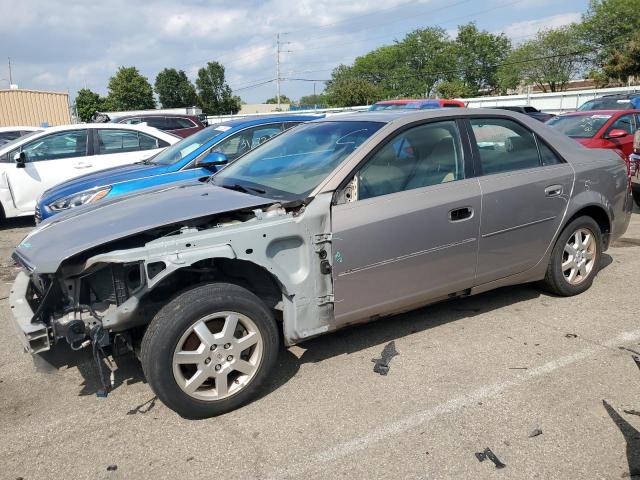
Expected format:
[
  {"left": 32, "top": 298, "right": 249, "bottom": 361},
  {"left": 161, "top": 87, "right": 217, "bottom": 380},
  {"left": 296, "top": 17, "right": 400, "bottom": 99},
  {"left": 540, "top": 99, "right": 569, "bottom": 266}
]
[
  {"left": 540, "top": 216, "right": 602, "bottom": 296},
  {"left": 141, "top": 283, "right": 280, "bottom": 418}
]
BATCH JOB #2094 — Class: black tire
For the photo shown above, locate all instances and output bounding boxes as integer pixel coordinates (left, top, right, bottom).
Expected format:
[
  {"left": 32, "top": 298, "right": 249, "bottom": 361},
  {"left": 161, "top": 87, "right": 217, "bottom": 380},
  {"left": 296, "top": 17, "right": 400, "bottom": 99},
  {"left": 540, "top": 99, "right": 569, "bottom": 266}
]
[
  {"left": 541, "top": 216, "right": 602, "bottom": 296},
  {"left": 141, "top": 282, "right": 280, "bottom": 419},
  {"left": 633, "top": 190, "right": 640, "bottom": 208}
]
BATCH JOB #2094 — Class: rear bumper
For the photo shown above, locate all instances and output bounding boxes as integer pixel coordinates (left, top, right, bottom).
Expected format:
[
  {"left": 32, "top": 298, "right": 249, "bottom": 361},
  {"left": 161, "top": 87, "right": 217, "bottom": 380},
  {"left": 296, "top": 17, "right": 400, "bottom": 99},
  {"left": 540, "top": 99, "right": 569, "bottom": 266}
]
[{"left": 9, "top": 272, "right": 51, "bottom": 354}]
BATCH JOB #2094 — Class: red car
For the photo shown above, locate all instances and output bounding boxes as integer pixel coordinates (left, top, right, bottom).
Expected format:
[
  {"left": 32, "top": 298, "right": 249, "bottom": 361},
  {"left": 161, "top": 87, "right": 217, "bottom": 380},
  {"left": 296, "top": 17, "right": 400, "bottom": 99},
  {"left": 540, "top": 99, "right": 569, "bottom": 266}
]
[
  {"left": 113, "top": 114, "right": 206, "bottom": 138},
  {"left": 546, "top": 110, "right": 640, "bottom": 158}
]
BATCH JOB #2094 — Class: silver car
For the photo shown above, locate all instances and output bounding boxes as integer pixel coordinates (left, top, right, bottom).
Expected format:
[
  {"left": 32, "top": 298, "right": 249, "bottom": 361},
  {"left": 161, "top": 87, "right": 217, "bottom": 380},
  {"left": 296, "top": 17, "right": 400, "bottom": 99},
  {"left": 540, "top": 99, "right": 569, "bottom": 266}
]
[{"left": 9, "top": 109, "right": 633, "bottom": 418}]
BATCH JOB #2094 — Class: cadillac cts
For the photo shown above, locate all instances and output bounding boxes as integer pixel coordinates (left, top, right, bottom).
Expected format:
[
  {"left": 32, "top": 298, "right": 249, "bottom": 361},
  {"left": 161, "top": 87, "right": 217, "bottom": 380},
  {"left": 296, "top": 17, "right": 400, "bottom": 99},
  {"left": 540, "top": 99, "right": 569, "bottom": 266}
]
[{"left": 9, "top": 109, "right": 632, "bottom": 418}]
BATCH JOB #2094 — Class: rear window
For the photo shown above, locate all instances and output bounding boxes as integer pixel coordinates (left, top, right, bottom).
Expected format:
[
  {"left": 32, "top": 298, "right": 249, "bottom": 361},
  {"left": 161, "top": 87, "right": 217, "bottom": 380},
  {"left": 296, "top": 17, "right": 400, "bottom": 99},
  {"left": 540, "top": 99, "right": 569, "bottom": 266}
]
[{"left": 577, "top": 97, "right": 633, "bottom": 111}]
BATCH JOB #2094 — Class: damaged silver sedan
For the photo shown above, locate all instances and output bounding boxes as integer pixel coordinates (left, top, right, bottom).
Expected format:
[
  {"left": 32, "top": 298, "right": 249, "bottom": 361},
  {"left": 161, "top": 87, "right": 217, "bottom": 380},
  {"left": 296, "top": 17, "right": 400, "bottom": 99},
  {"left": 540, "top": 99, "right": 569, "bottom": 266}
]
[{"left": 9, "top": 110, "right": 633, "bottom": 418}]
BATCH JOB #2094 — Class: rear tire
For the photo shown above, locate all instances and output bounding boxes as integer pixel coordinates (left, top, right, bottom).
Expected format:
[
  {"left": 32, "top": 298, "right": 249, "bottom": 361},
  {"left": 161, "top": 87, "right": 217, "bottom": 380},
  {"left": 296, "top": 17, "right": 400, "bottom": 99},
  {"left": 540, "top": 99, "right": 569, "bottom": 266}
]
[
  {"left": 141, "top": 282, "right": 280, "bottom": 419},
  {"left": 541, "top": 216, "right": 602, "bottom": 296}
]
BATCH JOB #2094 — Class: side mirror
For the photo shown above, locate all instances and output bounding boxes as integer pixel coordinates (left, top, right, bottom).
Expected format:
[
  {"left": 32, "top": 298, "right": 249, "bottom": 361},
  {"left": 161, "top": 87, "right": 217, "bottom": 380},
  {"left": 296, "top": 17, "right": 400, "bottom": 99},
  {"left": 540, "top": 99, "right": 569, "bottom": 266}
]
[
  {"left": 607, "top": 129, "right": 628, "bottom": 139},
  {"left": 197, "top": 151, "right": 228, "bottom": 169},
  {"left": 14, "top": 151, "right": 26, "bottom": 168}
]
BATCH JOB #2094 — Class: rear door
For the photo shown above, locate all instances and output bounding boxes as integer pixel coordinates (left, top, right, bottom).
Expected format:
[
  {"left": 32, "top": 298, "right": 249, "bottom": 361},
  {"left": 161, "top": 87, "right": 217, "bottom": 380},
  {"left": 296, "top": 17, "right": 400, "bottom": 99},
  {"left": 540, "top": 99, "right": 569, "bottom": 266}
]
[
  {"left": 467, "top": 117, "right": 574, "bottom": 285},
  {"left": 94, "top": 129, "right": 166, "bottom": 171},
  {"left": 331, "top": 119, "right": 481, "bottom": 326},
  {"left": 5, "top": 129, "right": 90, "bottom": 212}
]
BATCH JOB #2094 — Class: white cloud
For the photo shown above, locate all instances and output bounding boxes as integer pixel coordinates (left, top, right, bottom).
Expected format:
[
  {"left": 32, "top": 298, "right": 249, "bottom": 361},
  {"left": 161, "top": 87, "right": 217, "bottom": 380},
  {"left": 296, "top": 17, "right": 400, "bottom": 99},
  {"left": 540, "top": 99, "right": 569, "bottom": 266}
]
[{"left": 500, "top": 12, "right": 582, "bottom": 43}]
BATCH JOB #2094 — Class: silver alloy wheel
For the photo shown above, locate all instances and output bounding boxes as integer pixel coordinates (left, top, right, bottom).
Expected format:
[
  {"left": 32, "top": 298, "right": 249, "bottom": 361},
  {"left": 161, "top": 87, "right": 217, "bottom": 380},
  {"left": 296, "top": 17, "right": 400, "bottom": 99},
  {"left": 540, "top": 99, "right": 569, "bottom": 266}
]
[
  {"left": 562, "top": 227, "right": 597, "bottom": 285},
  {"left": 172, "top": 311, "right": 263, "bottom": 401}
]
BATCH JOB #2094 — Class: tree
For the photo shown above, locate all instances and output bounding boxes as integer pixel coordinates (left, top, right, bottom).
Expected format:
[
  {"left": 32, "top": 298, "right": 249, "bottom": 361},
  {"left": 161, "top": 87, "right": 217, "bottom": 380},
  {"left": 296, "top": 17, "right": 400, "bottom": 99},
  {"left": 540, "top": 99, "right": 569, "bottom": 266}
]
[
  {"left": 298, "top": 93, "right": 328, "bottom": 106},
  {"left": 75, "top": 88, "right": 105, "bottom": 122},
  {"left": 603, "top": 31, "right": 640, "bottom": 81},
  {"left": 580, "top": 0, "right": 640, "bottom": 66},
  {"left": 106, "top": 66, "right": 155, "bottom": 111},
  {"left": 497, "top": 26, "right": 586, "bottom": 93},
  {"left": 452, "top": 23, "right": 511, "bottom": 95},
  {"left": 325, "top": 65, "right": 383, "bottom": 107},
  {"left": 195, "top": 61, "right": 240, "bottom": 114},
  {"left": 154, "top": 68, "right": 197, "bottom": 108},
  {"left": 265, "top": 94, "right": 291, "bottom": 104}
]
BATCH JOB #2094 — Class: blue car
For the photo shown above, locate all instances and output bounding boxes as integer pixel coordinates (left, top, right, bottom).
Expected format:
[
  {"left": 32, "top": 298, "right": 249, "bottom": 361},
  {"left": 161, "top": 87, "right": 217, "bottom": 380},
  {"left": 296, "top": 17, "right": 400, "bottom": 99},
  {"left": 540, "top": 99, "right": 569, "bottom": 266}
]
[{"left": 37, "top": 115, "right": 321, "bottom": 221}]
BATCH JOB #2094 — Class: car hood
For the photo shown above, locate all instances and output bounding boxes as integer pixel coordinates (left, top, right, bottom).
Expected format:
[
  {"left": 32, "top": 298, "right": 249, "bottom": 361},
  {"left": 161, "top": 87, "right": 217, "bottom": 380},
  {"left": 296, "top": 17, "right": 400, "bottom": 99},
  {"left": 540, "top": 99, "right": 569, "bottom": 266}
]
[
  {"left": 40, "top": 162, "right": 171, "bottom": 205},
  {"left": 15, "top": 181, "right": 272, "bottom": 274}
]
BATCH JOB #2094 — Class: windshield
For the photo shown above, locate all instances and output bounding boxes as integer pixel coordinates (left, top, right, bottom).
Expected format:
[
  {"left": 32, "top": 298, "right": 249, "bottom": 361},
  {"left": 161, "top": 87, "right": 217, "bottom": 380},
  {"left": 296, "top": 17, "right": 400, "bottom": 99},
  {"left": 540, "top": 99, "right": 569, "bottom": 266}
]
[
  {"left": 211, "top": 121, "right": 384, "bottom": 200},
  {"left": 150, "top": 124, "right": 230, "bottom": 165},
  {"left": 577, "top": 97, "right": 634, "bottom": 111},
  {"left": 0, "top": 130, "right": 41, "bottom": 152},
  {"left": 546, "top": 114, "right": 611, "bottom": 138}
]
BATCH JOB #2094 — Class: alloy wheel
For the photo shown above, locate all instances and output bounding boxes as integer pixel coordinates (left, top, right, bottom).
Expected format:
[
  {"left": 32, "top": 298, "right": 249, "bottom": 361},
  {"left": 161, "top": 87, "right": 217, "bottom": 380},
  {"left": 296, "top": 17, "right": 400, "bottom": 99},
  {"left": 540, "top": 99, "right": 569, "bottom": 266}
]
[{"left": 562, "top": 227, "right": 597, "bottom": 285}]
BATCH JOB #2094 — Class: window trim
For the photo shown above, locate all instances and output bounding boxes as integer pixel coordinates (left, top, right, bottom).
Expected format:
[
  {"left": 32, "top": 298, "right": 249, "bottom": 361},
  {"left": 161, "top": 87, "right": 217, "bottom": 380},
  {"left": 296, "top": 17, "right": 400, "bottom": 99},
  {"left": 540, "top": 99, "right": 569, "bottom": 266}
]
[
  {"left": 19, "top": 129, "right": 91, "bottom": 162},
  {"left": 463, "top": 116, "right": 566, "bottom": 177},
  {"left": 332, "top": 117, "right": 472, "bottom": 204}
]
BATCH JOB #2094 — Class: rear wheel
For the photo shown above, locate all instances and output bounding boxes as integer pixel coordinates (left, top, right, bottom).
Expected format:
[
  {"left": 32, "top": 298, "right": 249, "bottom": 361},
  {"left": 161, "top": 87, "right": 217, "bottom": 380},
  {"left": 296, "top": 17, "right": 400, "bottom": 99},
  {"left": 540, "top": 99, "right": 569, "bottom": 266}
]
[
  {"left": 541, "top": 216, "right": 602, "bottom": 296},
  {"left": 141, "top": 283, "right": 280, "bottom": 418}
]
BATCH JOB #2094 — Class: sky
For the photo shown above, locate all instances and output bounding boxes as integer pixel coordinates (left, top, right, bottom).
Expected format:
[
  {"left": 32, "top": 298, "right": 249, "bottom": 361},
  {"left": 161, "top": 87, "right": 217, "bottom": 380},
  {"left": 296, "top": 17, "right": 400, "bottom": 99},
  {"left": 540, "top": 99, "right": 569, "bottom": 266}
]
[{"left": 0, "top": 0, "right": 588, "bottom": 105}]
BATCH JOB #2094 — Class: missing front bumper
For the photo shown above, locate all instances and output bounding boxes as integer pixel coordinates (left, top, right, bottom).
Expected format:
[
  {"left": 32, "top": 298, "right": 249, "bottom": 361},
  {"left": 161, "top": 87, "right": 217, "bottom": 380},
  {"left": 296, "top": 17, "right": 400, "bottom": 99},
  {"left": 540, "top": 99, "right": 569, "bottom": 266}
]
[{"left": 9, "top": 272, "right": 51, "bottom": 354}]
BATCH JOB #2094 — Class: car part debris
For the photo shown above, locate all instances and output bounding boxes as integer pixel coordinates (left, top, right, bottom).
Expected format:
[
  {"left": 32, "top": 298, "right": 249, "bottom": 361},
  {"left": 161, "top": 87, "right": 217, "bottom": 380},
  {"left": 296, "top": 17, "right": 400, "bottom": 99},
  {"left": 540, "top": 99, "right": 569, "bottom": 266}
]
[
  {"left": 623, "top": 410, "right": 640, "bottom": 417},
  {"left": 106, "top": 465, "right": 117, "bottom": 471},
  {"left": 565, "top": 333, "right": 578, "bottom": 338},
  {"left": 528, "top": 428, "right": 543, "bottom": 437},
  {"left": 91, "top": 326, "right": 116, "bottom": 397},
  {"left": 475, "top": 448, "right": 506, "bottom": 469},
  {"left": 372, "top": 341, "right": 399, "bottom": 376}
]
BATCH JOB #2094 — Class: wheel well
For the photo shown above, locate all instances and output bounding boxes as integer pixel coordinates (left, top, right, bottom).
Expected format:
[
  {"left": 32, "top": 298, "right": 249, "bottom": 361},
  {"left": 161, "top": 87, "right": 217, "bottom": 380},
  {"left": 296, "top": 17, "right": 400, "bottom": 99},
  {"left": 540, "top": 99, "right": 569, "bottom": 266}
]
[
  {"left": 147, "top": 258, "right": 284, "bottom": 312},
  {"left": 565, "top": 205, "right": 611, "bottom": 246}
]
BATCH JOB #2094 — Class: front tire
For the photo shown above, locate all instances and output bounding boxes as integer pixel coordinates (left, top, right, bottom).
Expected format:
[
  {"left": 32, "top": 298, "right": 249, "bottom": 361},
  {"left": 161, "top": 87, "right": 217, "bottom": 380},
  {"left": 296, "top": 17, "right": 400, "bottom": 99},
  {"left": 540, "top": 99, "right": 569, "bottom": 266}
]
[
  {"left": 541, "top": 216, "right": 602, "bottom": 296},
  {"left": 141, "top": 283, "right": 280, "bottom": 419}
]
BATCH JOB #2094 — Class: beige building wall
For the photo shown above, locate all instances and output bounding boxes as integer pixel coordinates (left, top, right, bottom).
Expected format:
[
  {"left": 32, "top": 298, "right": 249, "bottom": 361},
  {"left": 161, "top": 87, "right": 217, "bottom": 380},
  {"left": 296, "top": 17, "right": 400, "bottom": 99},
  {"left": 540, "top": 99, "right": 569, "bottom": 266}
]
[{"left": 0, "top": 89, "right": 71, "bottom": 127}]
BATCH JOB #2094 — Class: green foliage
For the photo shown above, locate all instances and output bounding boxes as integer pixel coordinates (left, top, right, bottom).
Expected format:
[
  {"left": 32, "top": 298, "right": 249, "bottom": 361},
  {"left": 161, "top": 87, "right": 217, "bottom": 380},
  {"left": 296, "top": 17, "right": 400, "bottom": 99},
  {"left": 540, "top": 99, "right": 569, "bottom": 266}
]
[
  {"left": 325, "top": 65, "right": 383, "bottom": 107},
  {"left": 497, "top": 26, "right": 586, "bottom": 93},
  {"left": 106, "top": 66, "right": 155, "bottom": 111},
  {"left": 265, "top": 94, "right": 291, "bottom": 104},
  {"left": 298, "top": 93, "right": 328, "bottom": 106},
  {"left": 154, "top": 68, "right": 198, "bottom": 108},
  {"left": 603, "top": 31, "right": 640, "bottom": 81},
  {"left": 435, "top": 80, "right": 475, "bottom": 99},
  {"left": 75, "top": 88, "right": 105, "bottom": 122},
  {"left": 195, "top": 61, "right": 240, "bottom": 114}
]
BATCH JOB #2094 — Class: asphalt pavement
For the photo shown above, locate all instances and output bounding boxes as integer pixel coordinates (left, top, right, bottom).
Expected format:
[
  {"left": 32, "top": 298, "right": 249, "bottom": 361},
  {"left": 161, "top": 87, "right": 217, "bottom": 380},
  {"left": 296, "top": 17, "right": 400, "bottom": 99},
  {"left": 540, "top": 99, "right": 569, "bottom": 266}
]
[{"left": 1, "top": 210, "right": 640, "bottom": 479}]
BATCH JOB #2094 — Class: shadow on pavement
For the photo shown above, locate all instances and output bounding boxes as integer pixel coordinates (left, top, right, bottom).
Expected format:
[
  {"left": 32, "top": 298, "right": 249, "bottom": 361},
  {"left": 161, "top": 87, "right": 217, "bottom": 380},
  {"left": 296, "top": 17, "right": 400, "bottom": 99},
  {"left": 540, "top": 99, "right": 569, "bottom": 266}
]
[
  {"left": 0, "top": 216, "right": 35, "bottom": 231},
  {"left": 602, "top": 400, "right": 640, "bottom": 479}
]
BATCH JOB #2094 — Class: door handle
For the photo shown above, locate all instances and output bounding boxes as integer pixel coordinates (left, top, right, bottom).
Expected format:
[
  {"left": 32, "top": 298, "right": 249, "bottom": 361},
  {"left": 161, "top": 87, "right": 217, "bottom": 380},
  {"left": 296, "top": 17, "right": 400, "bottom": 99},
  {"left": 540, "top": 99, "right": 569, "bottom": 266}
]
[
  {"left": 545, "top": 185, "right": 563, "bottom": 197},
  {"left": 449, "top": 206, "right": 473, "bottom": 222}
]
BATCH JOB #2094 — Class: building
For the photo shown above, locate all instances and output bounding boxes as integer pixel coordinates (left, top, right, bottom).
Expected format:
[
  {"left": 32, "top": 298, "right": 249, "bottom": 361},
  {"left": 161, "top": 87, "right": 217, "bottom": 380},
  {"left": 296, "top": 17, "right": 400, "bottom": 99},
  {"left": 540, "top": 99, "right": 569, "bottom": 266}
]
[{"left": 0, "top": 88, "right": 71, "bottom": 127}]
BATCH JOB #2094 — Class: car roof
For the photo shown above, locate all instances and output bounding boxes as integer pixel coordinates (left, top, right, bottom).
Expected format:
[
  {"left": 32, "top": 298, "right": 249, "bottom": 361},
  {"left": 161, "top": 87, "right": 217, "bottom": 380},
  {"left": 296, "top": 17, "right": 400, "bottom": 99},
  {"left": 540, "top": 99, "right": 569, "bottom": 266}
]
[
  {"left": 0, "top": 126, "right": 42, "bottom": 132},
  {"left": 214, "top": 114, "right": 323, "bottom": 129},
  {"left": 114, "top": 113, "right": 199, "bottom": 120},
  {"left": 555, "top": 109, "right": 640, "bottom": 117}
]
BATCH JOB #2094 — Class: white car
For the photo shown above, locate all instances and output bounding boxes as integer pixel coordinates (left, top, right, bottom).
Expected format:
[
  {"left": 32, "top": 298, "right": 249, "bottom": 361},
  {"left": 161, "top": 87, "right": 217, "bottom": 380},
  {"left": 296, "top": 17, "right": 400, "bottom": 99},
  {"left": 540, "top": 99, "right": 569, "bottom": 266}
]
[
  {"left": 0, "top": 126, "right": 42, "bottom": 146},
  {"left": 0, "top": 123, "right": 179, "bottom": 219}
]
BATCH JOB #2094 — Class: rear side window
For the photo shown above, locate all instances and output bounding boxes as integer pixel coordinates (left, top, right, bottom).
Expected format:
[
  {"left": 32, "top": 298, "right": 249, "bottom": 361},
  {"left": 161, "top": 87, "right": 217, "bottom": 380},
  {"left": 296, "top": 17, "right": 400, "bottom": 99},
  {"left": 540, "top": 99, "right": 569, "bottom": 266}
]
[
  {"left": 139, "top": 133, "right": 162, "bottom": 150},
  {"left": 536, "top": 136, "right": 563, "bottom": 166},
  {"left": 470, "top": 118, "right": 540, "bottom": 175},
  {"left": 143, "top": 117, "right": 167, "bottom": 129},
  {"left": 97, "top": 130, "right": 141, "bottom": 154}
]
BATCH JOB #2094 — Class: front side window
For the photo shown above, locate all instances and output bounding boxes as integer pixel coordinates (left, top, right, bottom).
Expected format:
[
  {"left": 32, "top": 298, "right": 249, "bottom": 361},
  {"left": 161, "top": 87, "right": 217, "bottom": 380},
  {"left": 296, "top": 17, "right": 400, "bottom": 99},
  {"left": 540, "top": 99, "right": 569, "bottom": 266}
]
[
  {"left": 97, "top": 130, "right": 141, "bottom": 155},
  {"left": 357, "top": 120, "right": 464, "bottom": 200},
  {"left": 607, "top": 114, "right": 635, "bottom": 136},
  {"left": 151, "top": 125, "right": 227, "bottom": 166},
  {"left": 21, "top": 130, "right": 88, "bottom": 162},
  {"left": 470, "top": 118, "right": 539, "bottom": 175},
  {"left": 213, "top": 124, "right": 284, "bottom": 160},
  {"left": 212, "top": 121, "right": 384, "bottom": 200}
]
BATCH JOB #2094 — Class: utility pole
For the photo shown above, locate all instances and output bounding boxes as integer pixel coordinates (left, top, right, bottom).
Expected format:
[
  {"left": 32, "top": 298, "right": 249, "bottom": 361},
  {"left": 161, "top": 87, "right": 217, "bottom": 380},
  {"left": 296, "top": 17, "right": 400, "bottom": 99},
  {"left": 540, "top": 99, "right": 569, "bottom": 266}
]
[
  {"left": 276, "top": 33, "right": 291, "bottom": 110},
  {"left": 8, "top": 57, "right": 12, "bottom": 85}
]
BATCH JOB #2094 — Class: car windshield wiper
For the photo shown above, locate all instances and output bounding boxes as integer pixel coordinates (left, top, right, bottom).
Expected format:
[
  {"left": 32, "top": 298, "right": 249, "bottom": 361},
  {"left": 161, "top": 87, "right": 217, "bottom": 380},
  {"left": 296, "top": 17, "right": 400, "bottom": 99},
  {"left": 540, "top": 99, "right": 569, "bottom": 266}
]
[
  {"left": 134, "top": 158, "right": 154, "bottom": 165},
  {"left": 221, "top": 183, "right": 267, "bottom": 195}
]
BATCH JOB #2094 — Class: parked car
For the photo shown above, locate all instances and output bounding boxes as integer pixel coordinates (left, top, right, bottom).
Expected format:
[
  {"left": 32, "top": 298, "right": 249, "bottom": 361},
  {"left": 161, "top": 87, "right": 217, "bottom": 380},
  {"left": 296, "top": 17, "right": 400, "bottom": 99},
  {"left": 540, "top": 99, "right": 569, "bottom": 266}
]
[
  {"left": 488, "top": 106, "right": 554, "bottom": 122},
  {"left": 36, "top": 115, "right": 321, "bottom": 222},
  {"left": 369, "top": 99, "right": 465, "bottom": 110},
  {"left": 0, "top": 124, "right": 178, "bottom": 220},
  {"left": 630, "top": 129, "right": 640, "bottom": 207},
  {"left": 10, "top": 109, "right": 632, "bottom": 418},
  {"left": 546, "top": 110, "right": 640, "bottom": 158},
  {"left": 0, "top": 126, "right": 42, "bottom": 146},
  {"left": 113, "top": 114, "right": 207, "bottom": 138},
  {"left": 577, "top": 93, "right": 640, "bottom": 112}
]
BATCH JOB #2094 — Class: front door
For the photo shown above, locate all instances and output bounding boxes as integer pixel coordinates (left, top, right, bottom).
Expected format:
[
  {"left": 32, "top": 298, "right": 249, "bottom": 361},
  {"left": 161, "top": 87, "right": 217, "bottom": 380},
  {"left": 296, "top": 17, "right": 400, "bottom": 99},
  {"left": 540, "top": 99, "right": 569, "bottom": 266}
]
[
  {"left": 467, "top": 117, "right": 574, "bottom": 284},
  {"left": 331, "top": 119, "right": 481, "bottom": 326},
  {"left": 6, "top": 129, "right": 89, "bottom": 213}
]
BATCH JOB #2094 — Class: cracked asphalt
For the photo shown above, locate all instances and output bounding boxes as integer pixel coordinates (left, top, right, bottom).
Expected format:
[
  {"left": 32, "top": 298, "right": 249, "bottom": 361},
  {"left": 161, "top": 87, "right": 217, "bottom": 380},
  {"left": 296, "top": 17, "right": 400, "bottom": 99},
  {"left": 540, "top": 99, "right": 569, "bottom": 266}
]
[{"left": 1, "top": 208, "right": 640, "bottom": 480}]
